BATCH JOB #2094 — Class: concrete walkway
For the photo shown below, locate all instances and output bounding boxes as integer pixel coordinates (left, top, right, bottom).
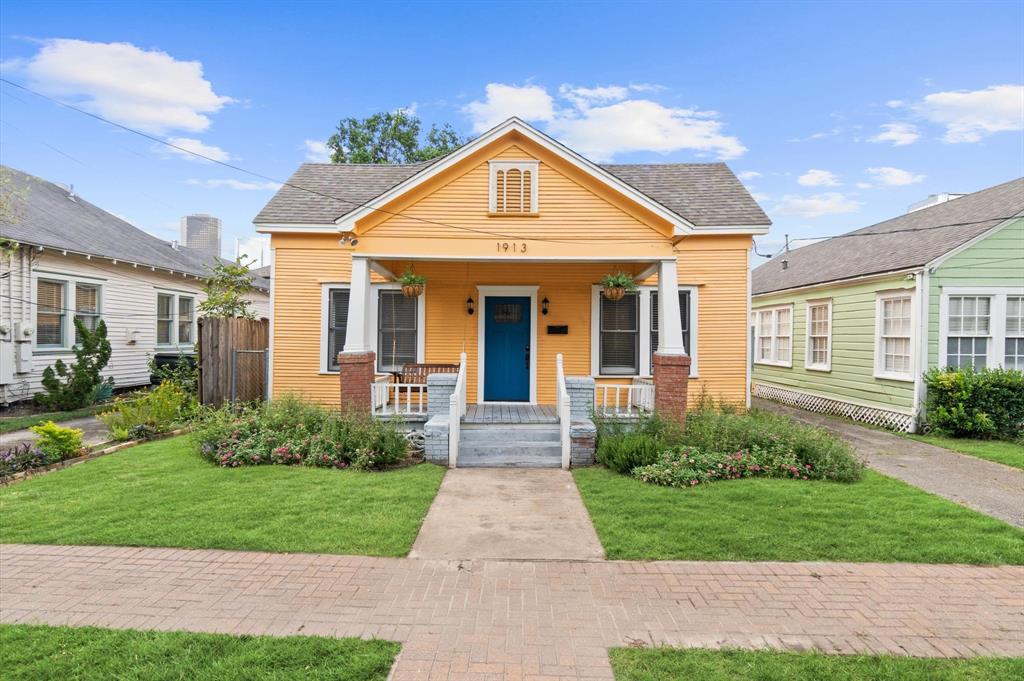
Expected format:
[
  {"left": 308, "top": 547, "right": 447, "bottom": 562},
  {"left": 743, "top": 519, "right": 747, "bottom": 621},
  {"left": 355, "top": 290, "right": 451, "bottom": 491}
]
[
  {"left": 755, "top": 399, "right": 1024, "bottom": 528},
  {"left": 1, "top": 416, "right": 110, "bottom": 450},
  {"left": 410, "top": 469, "right": 605, "bottom": 561},
  {"left": 2, "top": 544, "right": 1021, "bottom": 680}
]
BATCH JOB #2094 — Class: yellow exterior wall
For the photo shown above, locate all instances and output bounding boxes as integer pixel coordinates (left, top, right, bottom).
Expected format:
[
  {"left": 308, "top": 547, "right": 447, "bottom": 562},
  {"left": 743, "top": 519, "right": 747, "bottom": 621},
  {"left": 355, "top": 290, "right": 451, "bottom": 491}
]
[{"left": 270, "top": 234, "right": 752, "bottom": 408}]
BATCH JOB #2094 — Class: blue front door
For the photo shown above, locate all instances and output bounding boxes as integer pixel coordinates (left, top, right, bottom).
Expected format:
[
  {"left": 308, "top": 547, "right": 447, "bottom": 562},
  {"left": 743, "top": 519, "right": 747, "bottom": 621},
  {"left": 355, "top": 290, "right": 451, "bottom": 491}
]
[{"left": 484, "top": 296, "right": 530, "bottom": 401}]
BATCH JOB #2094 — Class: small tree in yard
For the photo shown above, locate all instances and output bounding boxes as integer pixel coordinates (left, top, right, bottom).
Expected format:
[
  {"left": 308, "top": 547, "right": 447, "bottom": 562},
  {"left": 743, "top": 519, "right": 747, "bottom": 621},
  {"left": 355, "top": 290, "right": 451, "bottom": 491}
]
[
  {"left": 34, "top": 319, "right": 113, "bottom": 410},
  {"left": 199, "top": 259, "right": 257, "bottom": 320}
]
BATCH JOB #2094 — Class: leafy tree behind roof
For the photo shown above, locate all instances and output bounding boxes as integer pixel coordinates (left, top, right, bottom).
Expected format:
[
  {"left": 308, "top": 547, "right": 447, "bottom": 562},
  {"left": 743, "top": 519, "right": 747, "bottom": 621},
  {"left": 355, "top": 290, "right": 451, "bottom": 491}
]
[{"left": 326, "top": 110, "right": 467, "bottom": 164}]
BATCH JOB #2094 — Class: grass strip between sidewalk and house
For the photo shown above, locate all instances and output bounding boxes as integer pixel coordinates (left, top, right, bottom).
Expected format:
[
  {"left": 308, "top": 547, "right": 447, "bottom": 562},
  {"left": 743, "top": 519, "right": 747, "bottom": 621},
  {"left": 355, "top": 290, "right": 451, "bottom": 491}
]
[
  {"left": 0, "top": 435, "right": 445, "bottom": 557},
  {"left": 0, "top": 404, "right": 109, "bottom": 434},
  {"left": 609, "top": 648, "right": 1024, "bottom": 681},
  {"left": 573, "top": 467, "right": 1024, "bottom": 564},
  {"left": 0, "top": 624, "right": 399, "bottom": 681},
  {"left": 906, "top": 434, "right": 1024, "bottom": 470}
]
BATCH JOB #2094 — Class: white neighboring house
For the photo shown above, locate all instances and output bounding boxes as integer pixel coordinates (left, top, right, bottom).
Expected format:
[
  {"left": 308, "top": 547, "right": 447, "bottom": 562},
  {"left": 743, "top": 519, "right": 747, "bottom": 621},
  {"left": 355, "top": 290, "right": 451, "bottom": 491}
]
[{"left": 0, "top": 166, "right": 270, "bottom": 405}]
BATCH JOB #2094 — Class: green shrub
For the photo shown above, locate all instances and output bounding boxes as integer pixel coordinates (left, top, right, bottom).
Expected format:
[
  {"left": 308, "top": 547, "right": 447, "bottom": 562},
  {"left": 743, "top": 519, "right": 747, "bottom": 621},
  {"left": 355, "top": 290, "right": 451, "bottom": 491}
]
[
  {"left": 28, "top": 421, "right": 85, "bottom": 461},
  {"left": 192, "top": 396, "right": 408, "bottom": 471},
  {"left": 33, "top": 319, "right": 113, "bottom": 411},
  {"left": 924, "top": 367, "right": 1024, "bottom": 439},
  {"left": 596, "top": 432, "right": 662, "bottom": 474},
  {"left": 633, "top": 444, "right": 808, "bottom": 488},
  {"left": 99, "top": 382, "right": 193, "bottom": 441},
  {"left": 148, "top": 353, "right": 198, "bottom": 395}
]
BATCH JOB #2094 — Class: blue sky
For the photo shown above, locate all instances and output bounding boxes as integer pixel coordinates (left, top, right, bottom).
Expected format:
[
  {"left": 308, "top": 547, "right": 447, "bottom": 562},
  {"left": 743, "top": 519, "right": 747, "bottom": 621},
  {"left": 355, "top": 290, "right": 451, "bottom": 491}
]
[{"left": 1, "top": 0, "right": 1021, "bottom": 264}]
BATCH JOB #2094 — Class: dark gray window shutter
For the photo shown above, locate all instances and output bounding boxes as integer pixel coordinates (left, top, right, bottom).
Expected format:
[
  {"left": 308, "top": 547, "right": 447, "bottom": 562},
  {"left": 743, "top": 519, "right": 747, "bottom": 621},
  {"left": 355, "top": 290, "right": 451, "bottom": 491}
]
[
  {"left": 600, "top": 293, "right": 639, "bottom": 375},
  {"left": 378, "top": 290, "right": 418, "bottom": 372},
  {"left": 328, "top": 289, "right": 350, "bottom": 369}
]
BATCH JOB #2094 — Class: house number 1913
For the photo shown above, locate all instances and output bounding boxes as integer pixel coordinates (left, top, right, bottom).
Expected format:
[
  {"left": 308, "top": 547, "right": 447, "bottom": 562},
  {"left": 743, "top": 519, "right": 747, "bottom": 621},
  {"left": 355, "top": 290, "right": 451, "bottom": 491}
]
[{"left": 497, "top": 242, "right": 527, "bottom": 253}]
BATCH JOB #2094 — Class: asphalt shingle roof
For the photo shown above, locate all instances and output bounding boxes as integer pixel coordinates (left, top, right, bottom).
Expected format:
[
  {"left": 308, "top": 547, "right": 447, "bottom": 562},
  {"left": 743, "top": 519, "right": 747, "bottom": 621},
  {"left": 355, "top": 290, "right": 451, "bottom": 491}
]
[
  {"left": 752, "top": 177, "right": 1024, "bottom": 296},
  {"left": 253, "top": 160, "right": 770, "bottom": 228},
  {"left": 1, "top": 166, "right": 269, "bottom": 290}
]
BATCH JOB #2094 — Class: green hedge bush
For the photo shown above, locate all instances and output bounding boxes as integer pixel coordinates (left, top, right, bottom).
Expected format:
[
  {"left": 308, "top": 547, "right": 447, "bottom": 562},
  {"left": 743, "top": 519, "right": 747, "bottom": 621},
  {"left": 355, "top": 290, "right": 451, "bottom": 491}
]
[
  {"left": 924, "top": 367, "right": 1024, "bottom": 439},
  {"left": 28, "top": 421, "right": 85, "bottom": 461},
  {"left": 99, "top": 382, "right": 195, "bottom": 441}
]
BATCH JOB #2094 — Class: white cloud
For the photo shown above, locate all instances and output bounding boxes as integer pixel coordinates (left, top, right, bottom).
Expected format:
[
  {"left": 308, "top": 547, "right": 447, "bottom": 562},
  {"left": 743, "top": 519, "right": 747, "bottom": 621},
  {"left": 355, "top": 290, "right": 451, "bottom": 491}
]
[
  {"left": 186, "top": 178, "right": 280, "bottom": 191},
  {"left": 463, "top": 82, "right": 746, "bottom": 161},
  {"left": 548, "top": 99, "right": 746, "bottom": 161},
  {"left": 856, "top": 182, "right": 873, "bottom": 189},
  {"left": 915, "top": 84, "right": 1024, "bottom": 143},
  {"left": 737, "top": 171, "right": 761, "bottom": 180},
  {"left": 7, "top": 38, "right": 232, "bottom": 134},
  {"left": 462, "top": 83, "right": 555, "bottom": 133},
  {"left": 162, "top": 137, "right": 231, "bottom": 162},
  {"left": 772, "top": 192, "right": 861, "bottom": 218},
  {"left": 866, "top": 166, "right": 926, "bottom": 186},
  {"left": 869, "top": 122, "right": 920, "bottom": 146},
  {"left": 235, "top": 236, "right": 271, "bottom": 267},
  {"left": 787, "top": 128, "right": 842, "bottom": 142},
  {"left": 886, "top": 99, "right": 906, "bottom": 108},
  {"left": 303, "top": 139, "right": 331, "bottom": 162},
  {"left": 797, "top": 169, "right": 840, "bottom": 187}
]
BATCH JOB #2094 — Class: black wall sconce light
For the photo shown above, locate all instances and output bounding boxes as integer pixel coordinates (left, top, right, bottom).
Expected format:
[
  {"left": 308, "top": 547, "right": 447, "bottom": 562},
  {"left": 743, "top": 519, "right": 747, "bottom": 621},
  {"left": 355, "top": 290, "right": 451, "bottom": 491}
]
[
  {"left": 466, "top": 296, "right": 475, "bottom": 315},
  {"left": 541, "top": 297, "right": 550, "bottom": 316}
]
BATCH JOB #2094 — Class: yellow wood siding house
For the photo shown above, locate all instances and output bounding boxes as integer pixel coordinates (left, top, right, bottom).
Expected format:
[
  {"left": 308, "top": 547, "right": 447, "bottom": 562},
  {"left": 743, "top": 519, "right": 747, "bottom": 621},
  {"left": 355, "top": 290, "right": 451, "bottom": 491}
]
[{"left": 254, "top": 118, "right": 770, "bottom": 467}]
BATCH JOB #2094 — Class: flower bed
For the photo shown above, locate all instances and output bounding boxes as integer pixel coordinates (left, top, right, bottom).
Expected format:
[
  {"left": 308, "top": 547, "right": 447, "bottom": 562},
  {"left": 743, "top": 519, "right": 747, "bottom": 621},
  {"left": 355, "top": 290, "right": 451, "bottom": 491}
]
[{"left": 193, "top": 396, "right": 409, "bottom": 471}]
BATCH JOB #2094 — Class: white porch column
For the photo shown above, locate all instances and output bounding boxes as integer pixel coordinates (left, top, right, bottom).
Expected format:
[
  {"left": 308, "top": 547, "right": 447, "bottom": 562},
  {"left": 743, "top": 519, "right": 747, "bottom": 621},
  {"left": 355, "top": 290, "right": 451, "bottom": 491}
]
[
  {"left": 657, "top": 258, "right": 687, "bottom": 355},
  {"left": 343, "top": 256, "right": 373, "bottom": 353}
]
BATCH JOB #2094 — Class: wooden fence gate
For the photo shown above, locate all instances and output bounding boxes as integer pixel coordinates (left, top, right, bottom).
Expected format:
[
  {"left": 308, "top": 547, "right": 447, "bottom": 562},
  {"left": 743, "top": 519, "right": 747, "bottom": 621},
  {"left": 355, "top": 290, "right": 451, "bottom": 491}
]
[{"left": 198, "top": 317, "right": 269, "bottom": 407}]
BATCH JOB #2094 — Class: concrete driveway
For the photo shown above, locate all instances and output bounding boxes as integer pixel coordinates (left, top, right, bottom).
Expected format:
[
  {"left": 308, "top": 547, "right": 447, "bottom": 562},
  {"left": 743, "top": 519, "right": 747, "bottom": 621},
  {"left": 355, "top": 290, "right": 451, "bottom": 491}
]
[
  {"left": 1, "top": 416, "right": 111, "bottom": 450},
  {"left": 410, "top": 468, "right": 605, "bottom": 561}
]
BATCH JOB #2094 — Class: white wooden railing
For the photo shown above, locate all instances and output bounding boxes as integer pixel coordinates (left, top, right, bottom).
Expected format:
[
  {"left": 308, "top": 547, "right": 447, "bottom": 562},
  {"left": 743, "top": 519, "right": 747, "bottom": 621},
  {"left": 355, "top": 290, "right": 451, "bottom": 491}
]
[
  {"left": 556, "top": 354, "right": 571, "bottom": 470},
  {"left": 371, "top": 375, "right": 429, "bottom": 415},
  {"left": 596, "top": 378, "right": 655, "bottom": 417},
  {"left": 448, "top": 352, "right": 467, "bottom": 468}
]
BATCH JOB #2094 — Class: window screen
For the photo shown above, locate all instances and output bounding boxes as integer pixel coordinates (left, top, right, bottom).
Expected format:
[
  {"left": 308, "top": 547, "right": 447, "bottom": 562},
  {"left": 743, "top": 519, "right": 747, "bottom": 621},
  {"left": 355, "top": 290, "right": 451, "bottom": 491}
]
[
  {"left": 327, "top": 289, "right": 350, "bottom": 370},
  {"left": 600, "top": 293, "right": 639, "bottom": 375},
  {"left": 37, "top": 280, "right": 65, "bottom": 347},
  {"left": 378, "top": 290, "right": 417, "bottom": 372}
]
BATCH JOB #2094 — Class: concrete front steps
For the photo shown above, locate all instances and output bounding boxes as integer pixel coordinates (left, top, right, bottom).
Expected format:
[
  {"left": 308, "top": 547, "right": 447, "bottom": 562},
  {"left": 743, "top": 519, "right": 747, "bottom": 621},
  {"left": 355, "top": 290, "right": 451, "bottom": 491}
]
[{"left": 457, "top": 424, "right": 562, "bottom": 468}]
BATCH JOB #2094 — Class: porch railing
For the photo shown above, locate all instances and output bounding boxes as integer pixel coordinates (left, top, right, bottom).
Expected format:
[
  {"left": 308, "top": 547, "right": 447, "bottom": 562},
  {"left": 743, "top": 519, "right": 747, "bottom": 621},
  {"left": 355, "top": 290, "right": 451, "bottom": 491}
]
[
  {"left": 448, "top": 352, "right": 467, "bottom": 468},
  {"left": 556, "top": 354, "right": 571, "bottom": 469},
  {"left": 372, "top": 375, "right": 428, "bottom": 415},
  {"left": 596, "top": 378, "right": 655, "bottom": 417}
]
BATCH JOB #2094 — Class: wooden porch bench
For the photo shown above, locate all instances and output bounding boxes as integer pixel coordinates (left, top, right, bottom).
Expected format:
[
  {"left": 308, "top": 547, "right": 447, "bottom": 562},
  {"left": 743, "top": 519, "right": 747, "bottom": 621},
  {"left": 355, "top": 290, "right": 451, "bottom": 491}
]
[{"left": 399, "top": 363, "right": 460, "bottom": 385}]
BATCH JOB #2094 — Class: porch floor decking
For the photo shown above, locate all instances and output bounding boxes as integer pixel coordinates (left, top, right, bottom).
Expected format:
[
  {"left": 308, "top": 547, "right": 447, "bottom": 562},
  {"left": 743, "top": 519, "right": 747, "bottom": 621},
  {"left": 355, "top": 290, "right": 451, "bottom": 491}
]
[{"left": 463, "top": 404, "right": 558, "bottom": 424}]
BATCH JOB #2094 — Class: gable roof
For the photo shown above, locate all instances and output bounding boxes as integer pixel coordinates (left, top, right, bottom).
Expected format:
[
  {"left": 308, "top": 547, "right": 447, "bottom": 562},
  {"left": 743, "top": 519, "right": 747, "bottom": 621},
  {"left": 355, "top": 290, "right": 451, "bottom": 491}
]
[
  {"left": 1, "top": 166, "right": 269, "bottom": 290},
  {"left": 254, "top": 118, "right": 769, "bottom": 231},
  {"left": 752, "top": 177, "right": 1024, "bottom": 296}
]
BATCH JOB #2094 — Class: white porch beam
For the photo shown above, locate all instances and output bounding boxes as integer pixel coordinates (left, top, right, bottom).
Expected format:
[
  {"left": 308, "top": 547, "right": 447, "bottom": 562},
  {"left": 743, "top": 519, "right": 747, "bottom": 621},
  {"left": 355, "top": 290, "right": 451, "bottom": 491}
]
[
  {"left": 368, "top": 260, "right": 396, "bottom": 280},
  {"left": 657, "top": 258, "right": 687, "bottom": 355},
  {"left": 343, "top": 256, "right": 373, "bottom": 353},
  {"left": 634, "top": 263, "right": 658, "bottom": 282}
]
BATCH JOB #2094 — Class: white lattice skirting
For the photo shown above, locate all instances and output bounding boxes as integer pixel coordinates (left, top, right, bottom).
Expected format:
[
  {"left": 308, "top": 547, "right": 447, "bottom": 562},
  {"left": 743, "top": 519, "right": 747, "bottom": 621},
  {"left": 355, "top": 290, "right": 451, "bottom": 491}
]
[{"left": 753, "top": 383, "right": 915, "bottom": 432}]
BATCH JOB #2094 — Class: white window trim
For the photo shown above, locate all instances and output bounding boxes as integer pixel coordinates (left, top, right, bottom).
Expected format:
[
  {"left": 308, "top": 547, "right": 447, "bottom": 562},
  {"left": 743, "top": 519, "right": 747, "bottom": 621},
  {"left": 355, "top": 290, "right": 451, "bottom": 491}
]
[
  {"left": 476, "top": 285, "right": 538, "bottom": 404},
  {"left": 488, "top": 160, "right": 540, "bottom": 213},
  {"left": 804, "top": 298, "right": 832, "bottom": 372},
  {"left": 752, "top": 304, "right": 793, "bottom": 368},
  {"left": 873, "top": 289, "right": 916, "bottom": 382},
  {"left": 320, "top": 282, "right": 426, "bottom": 374},
  {"left": 938, "top": 286, "right": 1024, "bottom": 370},
  {"left": 589, "top": 285, "right": 698, "bottom": 378},
  {"left": 155, "top": 289, "right": 197, "bottom": 350},
  {"left": 32, "top": 271, "right": 105, "bottom": 352}
]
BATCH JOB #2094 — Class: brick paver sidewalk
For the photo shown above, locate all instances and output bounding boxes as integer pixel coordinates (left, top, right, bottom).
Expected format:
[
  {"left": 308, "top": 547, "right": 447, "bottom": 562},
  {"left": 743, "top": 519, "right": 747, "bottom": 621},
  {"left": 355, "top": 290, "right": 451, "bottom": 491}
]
[{"left": 2, "top": 545, "right": 1021, "bottom": 680}]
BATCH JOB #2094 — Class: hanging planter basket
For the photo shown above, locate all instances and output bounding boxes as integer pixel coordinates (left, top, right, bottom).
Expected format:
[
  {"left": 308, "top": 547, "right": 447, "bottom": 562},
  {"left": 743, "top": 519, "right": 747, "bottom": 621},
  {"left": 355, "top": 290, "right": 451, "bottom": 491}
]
[
  {"left": 401, "top": 283, "right": 424, "bottom": 298},
  {"left": 602, "top": 286, "right": 626, "bottom": 301}
]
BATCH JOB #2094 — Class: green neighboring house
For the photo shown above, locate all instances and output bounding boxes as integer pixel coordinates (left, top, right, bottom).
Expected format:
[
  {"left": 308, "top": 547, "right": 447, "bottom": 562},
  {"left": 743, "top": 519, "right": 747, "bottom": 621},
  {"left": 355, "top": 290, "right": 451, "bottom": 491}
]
[{"left": 751, "top": 178, "right": 1024, "bottom": 432}]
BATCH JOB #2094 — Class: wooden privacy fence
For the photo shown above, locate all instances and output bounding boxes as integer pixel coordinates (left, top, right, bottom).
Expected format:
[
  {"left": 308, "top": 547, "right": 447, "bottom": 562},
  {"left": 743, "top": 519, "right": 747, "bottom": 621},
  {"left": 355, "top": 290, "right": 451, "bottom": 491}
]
[{"left": 198, "top": 317, "right": 269, "bottom": 407}]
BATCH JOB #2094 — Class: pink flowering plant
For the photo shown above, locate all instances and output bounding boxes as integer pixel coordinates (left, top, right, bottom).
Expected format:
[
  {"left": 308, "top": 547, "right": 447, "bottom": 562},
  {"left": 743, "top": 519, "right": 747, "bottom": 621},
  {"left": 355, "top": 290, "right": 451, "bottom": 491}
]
[
  {"left": 193, "top": 395, "right": 407, "bottom": 471},
  {"left": 632, "top": 443, "right": 814, "bottom": 488}
]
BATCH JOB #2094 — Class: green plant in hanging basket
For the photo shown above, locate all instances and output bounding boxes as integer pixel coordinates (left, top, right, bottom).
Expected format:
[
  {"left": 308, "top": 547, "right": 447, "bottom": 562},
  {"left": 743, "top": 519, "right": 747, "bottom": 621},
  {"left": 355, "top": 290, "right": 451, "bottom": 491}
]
[
  {"left": 398, "top": 267, "right": 426, "bottom": 297},
  {"left": 600, "top": 272, "right": 637, "bottom": 301}
]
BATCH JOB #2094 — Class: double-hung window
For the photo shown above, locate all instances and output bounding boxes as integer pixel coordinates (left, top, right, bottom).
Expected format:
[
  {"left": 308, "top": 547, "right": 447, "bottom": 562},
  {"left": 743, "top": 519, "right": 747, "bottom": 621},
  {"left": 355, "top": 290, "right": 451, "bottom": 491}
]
[
  {"left": 36, "top": 276, "right": 104, "bottom": 349},
  {"left": 377, "top": 290, "right": 418, "bottom": 372},
  {"left": 650, "top": 291, "right": 691, "bottom": 365},
  {"left": 940, "top": 289, "right": 1024, "bottom": 370},
  {"left": 753, "top": 305, "right": 792, "bottom": 367},
  {"left": 599, "top": 293, "right": 640, "bottom": 375},
  {"left": 805, "top": 300, "right": 832, "bottom": 371},
  {"left": 1006, "top": 296, "right": 1024, "bottom": 370},
  {"left": 875, "top": 292, "right": 913, "bottom": 380},
  {"left": 946, "top": 295, "right": 990, "bottom": 369},
  {"left": 156, "top": 292, "right": 196, "bottom": 347},
  {"left": 326, "top": 288, "right": 350, "bottom": 371}
]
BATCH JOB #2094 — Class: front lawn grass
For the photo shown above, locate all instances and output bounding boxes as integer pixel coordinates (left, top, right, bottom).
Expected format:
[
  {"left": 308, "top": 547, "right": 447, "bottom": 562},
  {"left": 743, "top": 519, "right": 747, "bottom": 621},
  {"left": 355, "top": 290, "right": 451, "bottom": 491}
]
[
  {"left": 0, "top": 624, "right": 398, "bottom": 681},
  {"left": 609, "top": 648, "right": 1024, "bottom": 681},
  {"left": 573, "top": 467, "right": 1024, "bottom": 564},
  {"left": 907, "top": 434, "right": 1024, "bottom": 470},
  {"left": 0, "top": 435, "right": 445, "bottom": 556}
]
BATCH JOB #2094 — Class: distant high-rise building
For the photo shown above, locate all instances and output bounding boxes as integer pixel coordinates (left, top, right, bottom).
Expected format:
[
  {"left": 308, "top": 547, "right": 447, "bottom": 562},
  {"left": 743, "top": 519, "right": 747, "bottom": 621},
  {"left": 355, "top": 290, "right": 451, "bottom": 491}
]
[{"left": 180, "top": 214, "right": 221, "bottom": 258}]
